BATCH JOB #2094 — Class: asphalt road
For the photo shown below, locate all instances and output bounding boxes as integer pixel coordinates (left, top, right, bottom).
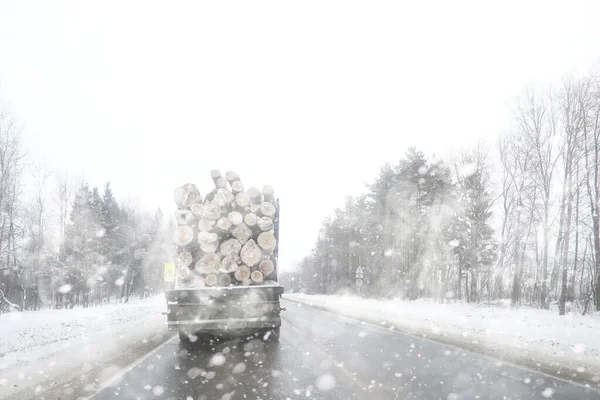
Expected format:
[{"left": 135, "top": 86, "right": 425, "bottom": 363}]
[{"left": 91, "top": 300, "right": 600, "bottom": 400}]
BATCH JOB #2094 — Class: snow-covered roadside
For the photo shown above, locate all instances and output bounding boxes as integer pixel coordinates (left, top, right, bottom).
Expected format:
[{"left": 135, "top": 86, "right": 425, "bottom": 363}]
[
  {"left": 0, "top": 295, "right": 173, "bottom": 400},
  {"left": 284, "top": 293, "right": 600, "bottom": 387}
]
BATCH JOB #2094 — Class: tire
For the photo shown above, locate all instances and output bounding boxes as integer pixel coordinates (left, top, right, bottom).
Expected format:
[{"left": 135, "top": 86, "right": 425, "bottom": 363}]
[{"left": 179, "top": 331, "right": 190, "bottom": 343}]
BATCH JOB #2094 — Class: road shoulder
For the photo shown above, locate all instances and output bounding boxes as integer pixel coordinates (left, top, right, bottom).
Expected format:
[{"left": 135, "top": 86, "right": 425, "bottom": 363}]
[{"left": 283, "top": 295, "right": 600, "bottom": 389}]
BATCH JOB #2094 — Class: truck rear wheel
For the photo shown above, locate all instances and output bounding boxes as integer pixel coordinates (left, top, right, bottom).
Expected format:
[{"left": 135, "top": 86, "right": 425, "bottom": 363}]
[{"left": 179, "top": 331, "right": 190, "bottom": 343}]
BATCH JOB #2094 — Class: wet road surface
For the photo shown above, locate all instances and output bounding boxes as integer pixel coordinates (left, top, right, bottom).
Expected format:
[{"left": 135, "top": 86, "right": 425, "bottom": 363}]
[{"left": 91, "top": 300, "right": 600, "bottom": 400}]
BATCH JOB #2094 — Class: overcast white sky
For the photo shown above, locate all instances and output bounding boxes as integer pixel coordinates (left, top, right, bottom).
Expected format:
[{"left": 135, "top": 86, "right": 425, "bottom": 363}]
[{"left": 1, "top": 1, "right": 599, "bottom": 271}]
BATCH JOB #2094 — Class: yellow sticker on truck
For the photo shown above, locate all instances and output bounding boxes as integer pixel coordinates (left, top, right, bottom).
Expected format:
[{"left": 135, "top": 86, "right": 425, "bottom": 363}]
[{"left": 164, "top": 263, "right": 175, "bottom": 282}]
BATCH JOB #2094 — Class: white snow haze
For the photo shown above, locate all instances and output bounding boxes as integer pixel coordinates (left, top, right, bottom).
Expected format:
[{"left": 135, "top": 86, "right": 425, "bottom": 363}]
[{"left": 1, "top": 0, "right": 600, "bottom": 270}]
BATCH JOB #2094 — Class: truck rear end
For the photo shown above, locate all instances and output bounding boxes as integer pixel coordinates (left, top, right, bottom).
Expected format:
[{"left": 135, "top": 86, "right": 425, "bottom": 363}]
[{"left": 166, "top": 284, "right": 283, "bottom": 342}]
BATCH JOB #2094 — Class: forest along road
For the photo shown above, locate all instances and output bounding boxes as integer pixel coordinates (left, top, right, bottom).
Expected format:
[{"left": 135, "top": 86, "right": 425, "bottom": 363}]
[{"left": 88, "top": 300, "right": 599, "bottom": 400}]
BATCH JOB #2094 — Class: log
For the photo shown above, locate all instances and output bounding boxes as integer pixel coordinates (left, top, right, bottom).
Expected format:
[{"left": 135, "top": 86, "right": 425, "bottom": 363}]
[
  {"left": 210, "top": 169, "right": 222, "bottom": 181},
  {"left": 225, "top": 171, "right": 240, "bottom": 184},
  {"left": 175, "top": 209, "right": 195, "bottom": 226},
  {"left": 218, "top": 273, "right": 232, "bottom": 286},
  {"left": 228, "top": 211, "right": 243, "bottom": 226},
  {"left": 205, "top": 274, "right": 218, "bottom": 286},
  {"left": 232, "top": 223, "right": 253, "bottom": 244},
  {"left": 231, "top": 180, "right": 244, "bottom": 194},
  {"left": 216, "top": 217, "right": 232, "bottom": 232},
  {"left": 259, "top": 259, "right": 275, "bottom": 276},
  {"left": 173, "top": 225, "right": 195, "bottom": 247},
  {"left": 259, "top": 202, "right": 276, "bottom": 218},
  {"left": 198, "top": 231, "right": 218, "bottom": 244},
  {"left": 176, "top": 251, "right": 193, "bottom": 268},
  {"left": 234, "top": 265, "right": 251, "bottom": 282},
  {"left": 195, "top": 252, "right": 220, "bottom": 274},
  {"left": 250, "top": 204, "right": 260, "bottom": 213},
  {"left": 247, "top": 187, "right": 262, "bottom": 203},
  {"left": 257, "top": 232, "right": 276, "bottom": 252},
  {"left": 220, "top": 255, "right": 238, "bottom": 273},
  {"left": 240, "top": 239, "right": 262, "bottom": 267},
  {"left": 235, "top": 192, "right": 251, "bottom": 208},
  {"left": 198, "top": 231, "right": 219, "bottom": 253},
  {"left": 262, "top": 185, "right": 274, "bottom": 203},
  {"left": 251, "top": 270, "right": 264, "bottom": 283},
  {"left": 198, "top": 219, "right": 215, "bottom": 231},
  {"left": 257, "top": 217, "right": 274, "bottom": 232},
  {"left": 214, "top": 189, "right": 234, "bottom": 207},
  {"left": 190, "top": 203, "right": 203, "bottom": 215},
  {"left": 220, "top": 238, "right": 242, "bottom": 258},
  {"left": 174, "top": 183, "right": 202, "bottom": 208},
  {"left": 244, "top": 212, "right": 258, "bottom": 227},
  {"left": 194, "top": 202, "right": 221, "bottom": 220},
  {"left": 216, "top": 177, "right": 227, "bottom": 189}
]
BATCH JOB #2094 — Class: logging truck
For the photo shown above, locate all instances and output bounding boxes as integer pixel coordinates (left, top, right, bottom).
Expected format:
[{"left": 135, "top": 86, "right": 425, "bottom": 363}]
[{"left": 165, "top": 171, "right": 284, "bottom": 343}]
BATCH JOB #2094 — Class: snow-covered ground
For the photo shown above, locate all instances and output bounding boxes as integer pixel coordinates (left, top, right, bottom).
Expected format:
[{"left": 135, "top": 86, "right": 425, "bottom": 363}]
[
  {"left": 284, "top": 293, "right": 600, "bottom": 386},
  {"left": 0, "top": 295, "right": 171, "bottom": 400}
]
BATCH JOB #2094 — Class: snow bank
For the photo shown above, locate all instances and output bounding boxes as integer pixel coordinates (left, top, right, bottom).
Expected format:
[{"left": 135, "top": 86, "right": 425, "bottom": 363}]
[
  {"left": 0, "top": 295, "right": 165, "bottom": 356},
  {"left": 0, "top": 295, "right": 171, "bottom": 400},
  {"left": 284, "top": 293, "right": 600, "bottom": 387}
]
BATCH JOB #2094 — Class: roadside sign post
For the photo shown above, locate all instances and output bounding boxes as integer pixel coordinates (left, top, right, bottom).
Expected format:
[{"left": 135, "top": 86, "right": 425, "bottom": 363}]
[{"left": 355, "top": 266, "right": 364, "bottom": 297}]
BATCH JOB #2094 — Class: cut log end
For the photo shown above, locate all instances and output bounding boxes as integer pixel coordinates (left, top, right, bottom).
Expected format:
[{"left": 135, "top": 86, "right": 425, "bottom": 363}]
[
  {"left": 240, "top": 239, "right": 262, "bottom": 267},
  {"left": 235, "top": 192, "right": 251, "bottom": 208},
  {"left": 218, "top": 273, "right": 232, "bottom": 287},
  {"left": 220, "top": 255, "right": 238, "bottom": 273},
  {"left": 232, "top": 223, "right": 253, "bottom": 244},
  {"left": 228, "top": 211, "right": 244, "bottom": 226},
  {"left": 205, "top": 274, "right": 218, "bottom": 286},
  {"left": 234, "top": 265, "right": 251, "bottom": 282},
  {"left": 216, "top": 217, "right": 232, "bottom": 232},
  {"left": 260, "top": 202, "right": 276, "bottom": 218},
  {"left": 259, "top": 259, "right": 275, "bottom": 276},
  {"left": 244, "top": 212, "right": 258, "bottom": 227},
  {"left": 220, "top": 238, "right": 242, "bottom": 258},
  {"left": 198, "top": 219, "right": 216, "bottom": 231},
  {"left": 216, "top": 177, "right": 227, "bottom": 189},
  {"left": 251, "top": 270, "right": 264, "bottom": 283},
  {"left": 225, "top": 171, "right": 240, "bottom": 183},
  {"left": 195, "top": 252, "right": 221, "bottom": 274},
  {"left": 257, "top": 232, "right": 276, "bottom": 252},
  {"left": 174, "top": 183, "right": 202, "bottom": 208},
  {"left": 257, "top": 217, "right": 274, "bottom": 232},
  {"left": 210, "top": 169, "right": 222, "bottom": 180},
  {"left": 173, "top": 225, "right": 195, "bottom": 247},
  {"left": 231, "top": 180, "right": 244, "bottom": 194}
]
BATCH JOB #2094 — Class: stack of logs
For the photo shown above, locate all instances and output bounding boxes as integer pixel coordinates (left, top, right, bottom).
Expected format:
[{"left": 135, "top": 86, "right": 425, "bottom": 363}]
[{"left": 172, "top": 170, "right": 278, "bottom": 287}]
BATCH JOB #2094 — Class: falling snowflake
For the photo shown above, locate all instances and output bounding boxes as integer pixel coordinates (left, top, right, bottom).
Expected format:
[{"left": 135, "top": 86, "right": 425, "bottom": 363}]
[
  {"left": 316, "top": 374, "right": 336, "bottom": 391},
  {"left": 187, "top": 367, "right": 202, "bottom": 379},
  {"left": 152, "top": 386, "right": 164, "bottom": 396},
  {"left": 115, "top": 277, "right": 125, "bottom": 287},
  {"left": 460, "top": 163, "right": 477, "bottom": 178},
  {"left": 58, "top": 284, "right": 72, "bottom": 294},
  {"left": 573, "top": 344, "right": 585, "bottom": 354},
  {"left": 541, "top": 387, "right": 554, "bottom": 398},
  {"left": 232, "top": 363, "right": 246, "bottom": 374}
]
